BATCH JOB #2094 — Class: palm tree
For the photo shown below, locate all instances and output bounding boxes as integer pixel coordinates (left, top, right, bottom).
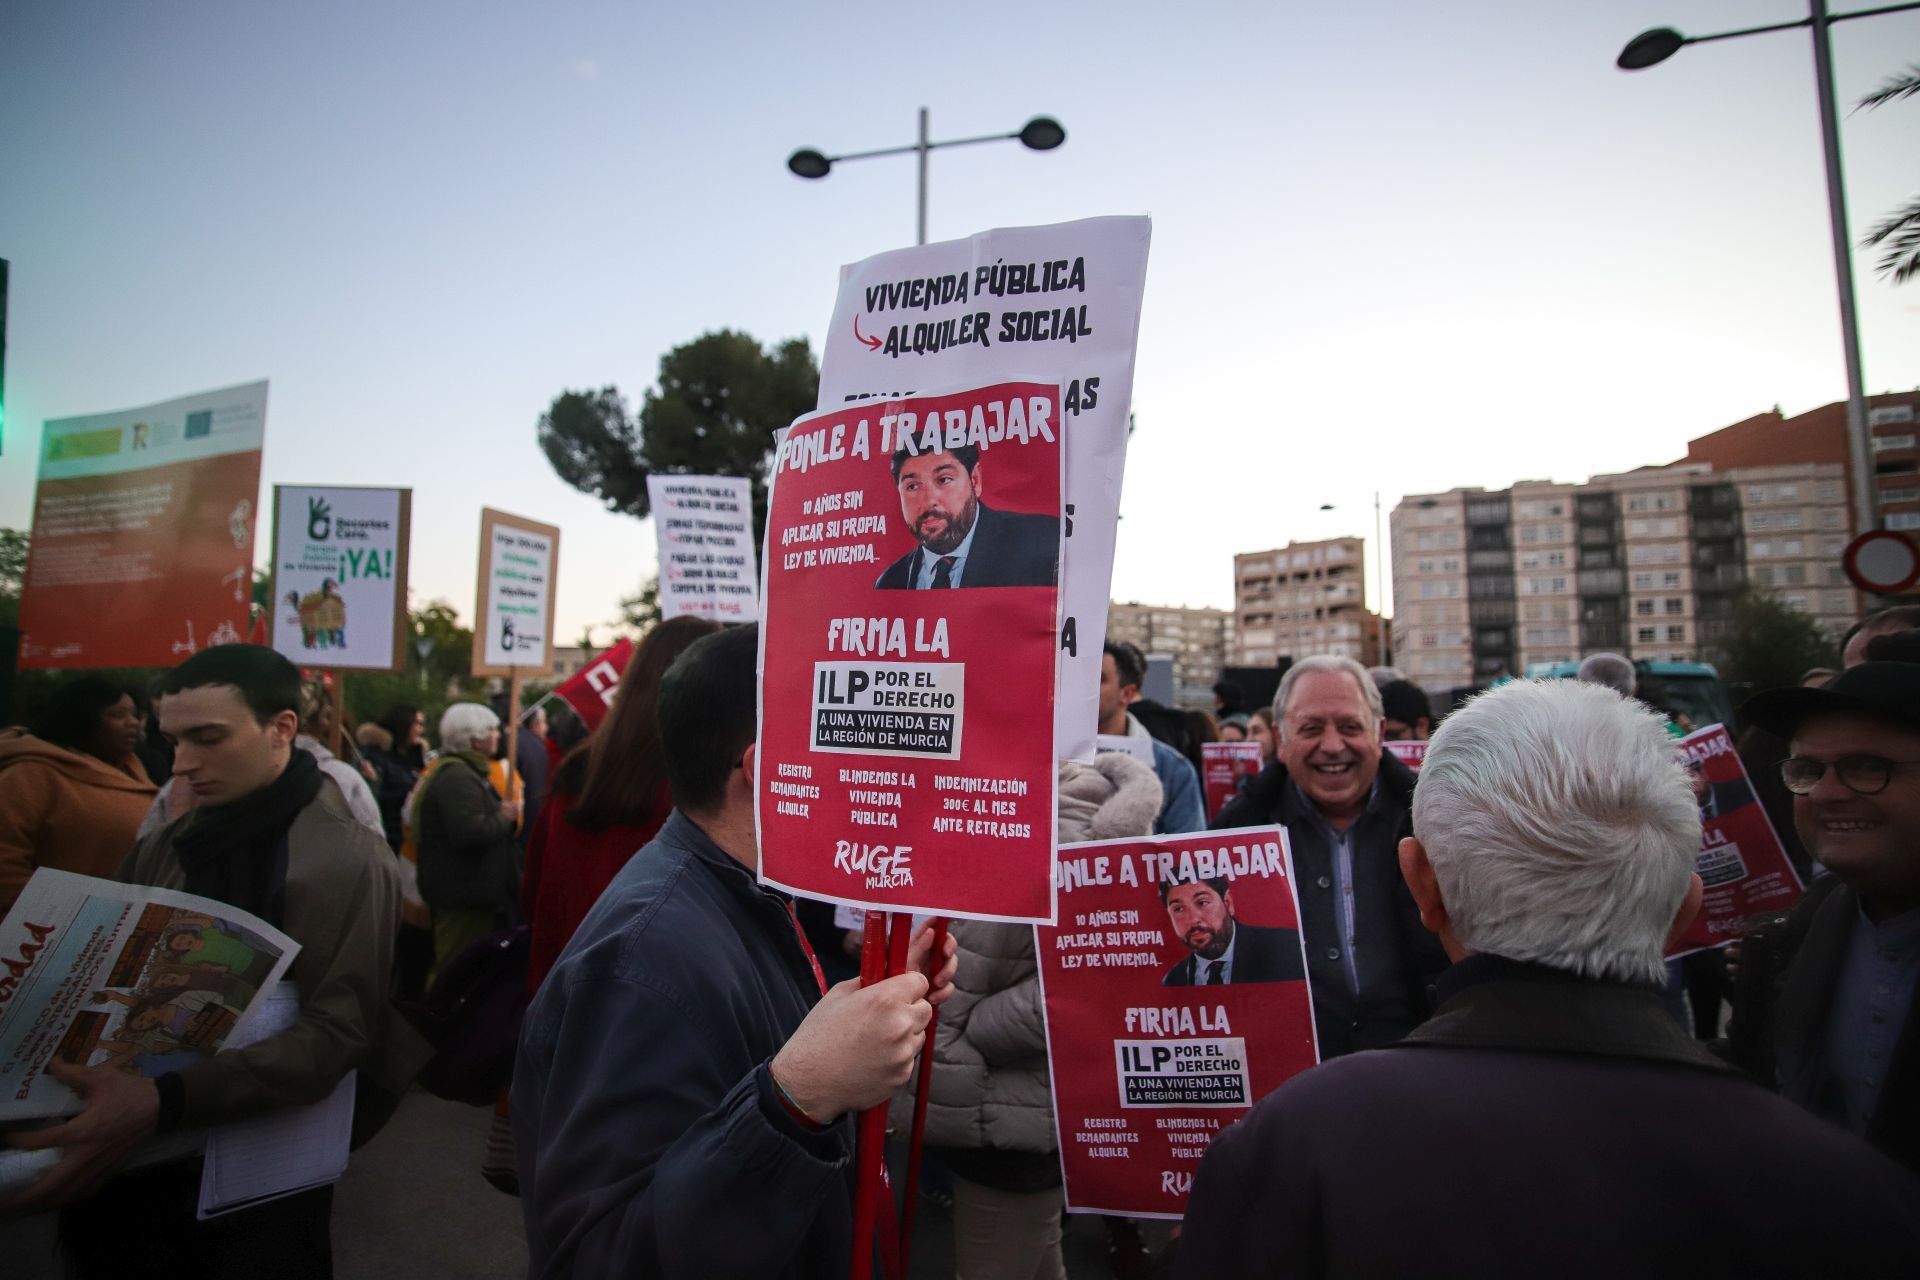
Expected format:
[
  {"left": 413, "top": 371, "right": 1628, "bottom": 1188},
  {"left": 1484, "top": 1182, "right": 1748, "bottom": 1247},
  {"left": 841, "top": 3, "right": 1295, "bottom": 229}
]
[{"left": 1858, "top": 65, "right": 1920, "bottom": 285}]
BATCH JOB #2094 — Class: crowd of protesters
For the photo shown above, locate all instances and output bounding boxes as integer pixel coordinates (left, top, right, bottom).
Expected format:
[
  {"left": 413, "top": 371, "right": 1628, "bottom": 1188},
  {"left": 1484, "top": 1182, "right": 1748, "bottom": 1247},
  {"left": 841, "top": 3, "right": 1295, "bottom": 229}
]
[{"left": 0, "top": 603, "right": 1918, "bottom": 1276}]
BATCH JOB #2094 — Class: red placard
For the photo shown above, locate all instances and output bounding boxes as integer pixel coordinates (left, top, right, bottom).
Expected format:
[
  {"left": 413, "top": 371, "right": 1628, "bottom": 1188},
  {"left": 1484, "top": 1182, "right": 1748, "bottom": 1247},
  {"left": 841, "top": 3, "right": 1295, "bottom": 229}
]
[
  {"left": 1036, "top": 828, "right": 1320, "bottom": 1217},
  {"left": 21, "top": 381, "right": 267, "bottom": 668},
  {"left": 552, "top": 638, "right": 634, "bottom": 731},
  {"left": 1667, "top": 723, "right": 1804, "bottom": 958},
  {"left": 1200, "top": 741, "right": 1264, "bottom": 819},
  {"left": 1384, "top": 739, "right": 1427, "bottom": 771},
  {"left": 756, "top": 381, "right": 1063, "bottom": 922}
]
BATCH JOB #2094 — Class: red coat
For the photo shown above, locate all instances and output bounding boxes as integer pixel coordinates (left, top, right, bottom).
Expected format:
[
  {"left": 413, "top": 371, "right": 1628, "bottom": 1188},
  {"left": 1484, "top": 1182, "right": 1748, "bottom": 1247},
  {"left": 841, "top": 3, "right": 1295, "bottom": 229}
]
[{"left": 523, "top": 783, "right": 668, "bottom": 993}]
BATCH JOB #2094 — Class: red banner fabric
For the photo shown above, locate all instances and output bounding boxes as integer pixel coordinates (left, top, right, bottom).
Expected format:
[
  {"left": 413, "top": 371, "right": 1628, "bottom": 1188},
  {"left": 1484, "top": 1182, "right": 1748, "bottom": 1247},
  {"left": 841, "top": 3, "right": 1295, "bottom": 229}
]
[{"left": 551, "top": 638, "right": 634, "bottom": 732}]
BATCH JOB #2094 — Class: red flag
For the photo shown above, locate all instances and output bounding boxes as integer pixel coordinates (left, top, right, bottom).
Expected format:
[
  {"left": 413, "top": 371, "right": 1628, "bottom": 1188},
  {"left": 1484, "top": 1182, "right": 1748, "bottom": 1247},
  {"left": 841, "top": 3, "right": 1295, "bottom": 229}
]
[{"left": 552, "top": 639, "right": 634, "bottom": 730}]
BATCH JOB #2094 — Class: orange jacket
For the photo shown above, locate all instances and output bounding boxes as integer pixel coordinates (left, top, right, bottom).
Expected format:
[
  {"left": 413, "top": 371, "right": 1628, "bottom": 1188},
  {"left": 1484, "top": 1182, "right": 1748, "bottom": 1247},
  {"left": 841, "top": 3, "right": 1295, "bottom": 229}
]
[{"left": 0, "top": 727, "right": 156, "bottom": 915}]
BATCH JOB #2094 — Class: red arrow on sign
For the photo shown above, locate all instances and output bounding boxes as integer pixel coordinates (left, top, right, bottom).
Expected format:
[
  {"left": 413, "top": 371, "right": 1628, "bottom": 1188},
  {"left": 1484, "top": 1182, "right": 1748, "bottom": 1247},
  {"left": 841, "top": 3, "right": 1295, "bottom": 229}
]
[{"left": 853, "top": 313, "right": 882, "bottom": 351}]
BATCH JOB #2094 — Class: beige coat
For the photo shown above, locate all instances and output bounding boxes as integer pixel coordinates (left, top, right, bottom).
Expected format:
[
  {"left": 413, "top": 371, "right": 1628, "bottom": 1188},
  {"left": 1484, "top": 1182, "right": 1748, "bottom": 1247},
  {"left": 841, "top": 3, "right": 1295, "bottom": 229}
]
[{"left": 122, "top": 782, "right": 429, "bottom": 1140}]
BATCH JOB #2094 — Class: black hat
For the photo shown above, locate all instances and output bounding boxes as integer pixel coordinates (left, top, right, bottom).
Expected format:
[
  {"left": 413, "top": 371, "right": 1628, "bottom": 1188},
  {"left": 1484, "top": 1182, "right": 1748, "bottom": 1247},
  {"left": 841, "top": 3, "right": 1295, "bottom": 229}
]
[{"left": 1740, "top": 661, "right": 1920, "bottom": 739}]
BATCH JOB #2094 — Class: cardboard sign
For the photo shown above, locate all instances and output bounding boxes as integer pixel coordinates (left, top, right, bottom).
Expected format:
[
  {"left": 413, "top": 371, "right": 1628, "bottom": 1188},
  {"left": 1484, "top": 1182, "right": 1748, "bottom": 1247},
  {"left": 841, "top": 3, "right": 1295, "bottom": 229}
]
[
  {"left": 19, "top": 381, "right": 266, "bottom": 668},
  {"left": 647, "top": 474, "right": 759, "bottom": 622},
  {"left": 552, "top": 638, "right": 634, "bottom": 731},
  {"left": 755, "top": 381, "right": 1063, "bottom": 922},
  {"left": 269, "top": 486, "right": 410, "bottom": 671},
  {"left": 1384, "top": 739, "right": 1427, "bottom": 771},
  {"left": 1668, "top": 724, "right": 1804, "bottom": 957},
  {"left": 1200, "top": 742, "right": 1264, "bottom": 819},
  {"left": 472, "top": 508, "right": 560, "bottom": 676},
  {"left": 816, "top": 217, "right": 1152, "bottom": 762},
  {"left": 1036, "top": 828, "right": 1319, "bottom": 1217}
]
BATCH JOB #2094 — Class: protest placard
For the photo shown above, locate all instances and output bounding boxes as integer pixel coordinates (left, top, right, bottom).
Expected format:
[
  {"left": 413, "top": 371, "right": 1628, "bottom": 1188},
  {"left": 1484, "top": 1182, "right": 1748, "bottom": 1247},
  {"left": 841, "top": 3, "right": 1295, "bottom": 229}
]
[
  {"left": 551, "top": 637, "right": 633, "bottom": 731},
  {"left": 1200, "top": 741, "right": 1264, "bottom": 819},
  {"left": 1384, "top": 739, "right": 1427, "bottom": 771},
  {"left": 472, "top": 508, "right": 559, "bottom": 678},
  {"left": 1095, "top": 734, "right": 1155, "bottom": 766},
  {"left": 755, "top": 381, "right": 1063, "bottom": 922},
  {"left": 816, "top": 217, "right": 1152, "bottom": 761},
  {"left": 0, "top": 869, "right": 298, "bottom": 1121},
  {"left": 269, "top": 485, "right": 410, "bottom": 671},
  {"left": 1667, "top": 723, "right": 1804, "bottom": 958},
  {"left": 647, "top": 474, "right": 759, "bottom": 622},
  {"left": 1036, "top": 828, "right": 1318, "bottom": 1217},
  {"left": 18, "top": 381, "right": 266, "bottom": 668}
]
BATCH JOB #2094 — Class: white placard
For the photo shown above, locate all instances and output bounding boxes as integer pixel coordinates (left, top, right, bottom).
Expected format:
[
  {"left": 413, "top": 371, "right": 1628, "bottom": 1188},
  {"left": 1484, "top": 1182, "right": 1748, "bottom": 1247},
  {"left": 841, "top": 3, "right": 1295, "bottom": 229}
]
[
  {"left": 816, "top": 216, "right": 1152, "bottom": 761},
  {"left": 270, "top": 486, "right": 408, "bottom": 670},
  {"left": 475, "top": 508, "right": 559, "bottom": 675},
  {"left": 647, "top": 474, "right": 759, "bottom": 621}
]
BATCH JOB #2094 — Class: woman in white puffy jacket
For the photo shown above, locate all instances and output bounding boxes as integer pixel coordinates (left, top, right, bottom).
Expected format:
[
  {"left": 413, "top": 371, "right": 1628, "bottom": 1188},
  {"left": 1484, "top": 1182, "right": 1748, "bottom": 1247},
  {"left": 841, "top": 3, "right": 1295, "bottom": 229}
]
[{"left": 912, "top": 751, "right": 1162, "bottom": 1280}]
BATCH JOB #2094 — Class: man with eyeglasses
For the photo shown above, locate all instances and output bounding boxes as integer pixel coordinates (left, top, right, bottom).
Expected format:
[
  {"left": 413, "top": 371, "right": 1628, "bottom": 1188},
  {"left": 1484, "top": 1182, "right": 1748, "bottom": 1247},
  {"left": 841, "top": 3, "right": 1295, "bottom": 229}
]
[{"left": 1730, "top": 661, "right": 1920, "bottom": 1176}]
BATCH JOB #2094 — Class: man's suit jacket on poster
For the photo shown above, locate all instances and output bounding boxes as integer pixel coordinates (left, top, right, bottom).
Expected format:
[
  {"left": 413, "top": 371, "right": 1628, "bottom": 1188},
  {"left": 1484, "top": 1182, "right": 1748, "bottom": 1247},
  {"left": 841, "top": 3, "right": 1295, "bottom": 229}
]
[
  {"left": 874, "top": 503, "right": 1060, "bottom": 590},
  {"left": 1162, "top": 921, "right": 1306, "bottom": 986}
]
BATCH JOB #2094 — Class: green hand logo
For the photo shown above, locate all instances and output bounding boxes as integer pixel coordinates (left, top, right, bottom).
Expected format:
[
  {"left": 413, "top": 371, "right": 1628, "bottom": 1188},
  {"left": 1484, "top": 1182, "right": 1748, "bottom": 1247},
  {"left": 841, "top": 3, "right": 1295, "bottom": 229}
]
[{"left": 308, "top": 497, "right": 333, "bottom": 541}]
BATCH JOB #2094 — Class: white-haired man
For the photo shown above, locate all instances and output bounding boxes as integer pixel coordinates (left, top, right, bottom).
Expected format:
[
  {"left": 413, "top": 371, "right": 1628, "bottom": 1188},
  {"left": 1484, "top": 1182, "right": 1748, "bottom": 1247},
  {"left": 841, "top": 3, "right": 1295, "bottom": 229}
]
[
  {"left": 1215, "top": 655, "right": 1446, "bottom": 1057},
  {"left": 1575, "top": 650, "right": 1636, "bottom": 696},
  {"left": 1177, "top": 679, "right": 1920, "bottom": 1278}
]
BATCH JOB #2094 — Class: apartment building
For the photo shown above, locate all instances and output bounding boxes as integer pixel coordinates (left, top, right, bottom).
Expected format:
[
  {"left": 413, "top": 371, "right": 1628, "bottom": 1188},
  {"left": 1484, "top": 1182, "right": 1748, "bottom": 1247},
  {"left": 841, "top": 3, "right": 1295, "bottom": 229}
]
[
  {"left": 1684, "top": 390, "right": 1920, "bottom": 532},
  {"left": 1392, "top": 462, "right": 1858, "bottom": 700},
  {"left": 1105, "top": 601, "right": 1234, "bottom": 709},
  {"left": 1871, "top": 400, "right": 1920, "bottom": 531},
  {"left": 1232, "top": 538, "right": 1383, "bottom": 668}
]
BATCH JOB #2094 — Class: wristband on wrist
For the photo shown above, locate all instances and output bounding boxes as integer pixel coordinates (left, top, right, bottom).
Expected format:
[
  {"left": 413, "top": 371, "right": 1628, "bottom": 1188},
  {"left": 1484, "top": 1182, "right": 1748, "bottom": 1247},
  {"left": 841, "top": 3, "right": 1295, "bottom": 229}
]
[{"left": 769, "top": 1069, "right": 826, "bottom": 1132}]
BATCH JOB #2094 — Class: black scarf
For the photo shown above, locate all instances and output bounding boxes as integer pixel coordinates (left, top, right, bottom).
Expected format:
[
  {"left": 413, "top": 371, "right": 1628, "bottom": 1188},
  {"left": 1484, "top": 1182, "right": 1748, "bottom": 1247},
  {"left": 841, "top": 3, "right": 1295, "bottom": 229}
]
[{"left": 174, "top": 747, "right": 325, "bottom": 927}]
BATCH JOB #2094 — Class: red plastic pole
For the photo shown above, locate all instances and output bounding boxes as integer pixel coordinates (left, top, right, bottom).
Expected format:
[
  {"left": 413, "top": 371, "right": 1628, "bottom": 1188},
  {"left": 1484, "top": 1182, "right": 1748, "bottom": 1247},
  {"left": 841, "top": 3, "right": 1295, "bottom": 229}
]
[
  {"left": 898, "top": 917, "right": 948, "bottom": 1261},
  {"left": 848, "top": 911, "right": 892, "bottom": 1280},
  {"left": 877, "top": 914, "right": 913, "bottom": 1276},
  {"left": 876, "top": 1161, "right": 905, "bottom": 1280}
]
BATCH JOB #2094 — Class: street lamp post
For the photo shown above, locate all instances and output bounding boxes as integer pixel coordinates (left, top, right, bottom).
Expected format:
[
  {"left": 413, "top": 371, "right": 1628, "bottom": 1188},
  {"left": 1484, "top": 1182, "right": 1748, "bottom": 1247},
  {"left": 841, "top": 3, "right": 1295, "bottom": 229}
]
[
  {"left": 1315, "top": 500, "right": 1394, "bottom": 664},
  {"left": 788, "top": 108, "right": 1066, "bottom": 246},
  {"left": 1617, "top": 1, "right": 1920, "bottom": 536}
]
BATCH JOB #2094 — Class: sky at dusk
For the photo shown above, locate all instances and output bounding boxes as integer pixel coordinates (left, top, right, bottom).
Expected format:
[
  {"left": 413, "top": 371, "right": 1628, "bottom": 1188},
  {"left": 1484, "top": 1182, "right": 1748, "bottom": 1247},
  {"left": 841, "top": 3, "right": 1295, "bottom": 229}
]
[{"left": 4, "top": 0, "right": 1918, "bottom": 634}]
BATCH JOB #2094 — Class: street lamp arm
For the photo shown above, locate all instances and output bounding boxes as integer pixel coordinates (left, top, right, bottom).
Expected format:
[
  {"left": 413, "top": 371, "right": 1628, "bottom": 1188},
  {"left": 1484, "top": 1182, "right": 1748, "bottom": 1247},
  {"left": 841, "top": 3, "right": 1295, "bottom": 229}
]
[
  {"left": 1831, "top": 1, "right": 1920, "bottom": 20},
  {"left": 823, "top": 130, "right": 1022, "bottom": 165},
  {"left": 1684, "top": 0, "right": 1920, "bottom": 44},
  {"left": 1626, "top": 2, "right": 1919, "bottom": 67},
  {"left": 1681, "top": 17, "right": 1813, "bottom": 47}
]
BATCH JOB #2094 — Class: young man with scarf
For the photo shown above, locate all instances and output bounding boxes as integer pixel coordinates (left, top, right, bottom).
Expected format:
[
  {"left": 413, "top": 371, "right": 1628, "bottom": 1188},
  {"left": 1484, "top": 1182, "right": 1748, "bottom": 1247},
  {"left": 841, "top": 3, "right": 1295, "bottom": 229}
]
[{"left": 4, "top": 645, "right": 426, "bottom": 1277}]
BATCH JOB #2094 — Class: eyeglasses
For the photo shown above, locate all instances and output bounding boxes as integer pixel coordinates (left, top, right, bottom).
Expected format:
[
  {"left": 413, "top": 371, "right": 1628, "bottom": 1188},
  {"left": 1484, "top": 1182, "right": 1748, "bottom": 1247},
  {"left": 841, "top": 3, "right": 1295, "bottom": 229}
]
[{"left": 1778, "top": 754, "right": 1920, "bottom": 796}]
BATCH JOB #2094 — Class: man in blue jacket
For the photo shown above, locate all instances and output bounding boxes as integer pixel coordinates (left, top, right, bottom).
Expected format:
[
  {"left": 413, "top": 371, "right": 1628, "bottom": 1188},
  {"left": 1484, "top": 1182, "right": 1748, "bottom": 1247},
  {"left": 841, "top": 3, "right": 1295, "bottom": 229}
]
[
  {"left": 1099, "top": 641, "right": 1205, "bottom": 835},
  {"left": 512, "top": 624, "right": 957, "bottom": 1278}
]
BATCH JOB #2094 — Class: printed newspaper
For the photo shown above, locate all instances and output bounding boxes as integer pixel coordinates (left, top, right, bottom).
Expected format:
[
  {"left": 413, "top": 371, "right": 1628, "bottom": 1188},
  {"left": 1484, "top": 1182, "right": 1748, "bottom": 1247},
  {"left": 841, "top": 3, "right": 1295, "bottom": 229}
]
[{"left": 0, "top": 868, "right": 298, "bottom": 1122}]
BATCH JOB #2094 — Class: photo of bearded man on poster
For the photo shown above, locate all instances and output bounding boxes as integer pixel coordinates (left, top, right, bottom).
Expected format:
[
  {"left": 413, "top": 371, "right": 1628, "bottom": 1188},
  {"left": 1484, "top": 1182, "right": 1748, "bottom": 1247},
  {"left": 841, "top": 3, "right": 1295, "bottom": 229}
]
[
  {"left": 1160, "top": 873, "right": 1306, "bottom": 986},
  {"left": 874, "top": 443, "right": 1059, "bottom": 590}
]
